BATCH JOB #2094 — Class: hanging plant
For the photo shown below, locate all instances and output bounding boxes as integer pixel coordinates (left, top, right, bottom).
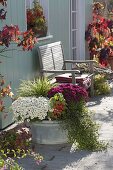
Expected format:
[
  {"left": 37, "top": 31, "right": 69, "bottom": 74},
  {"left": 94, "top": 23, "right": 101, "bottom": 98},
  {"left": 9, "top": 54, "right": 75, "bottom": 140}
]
[{"left": 27, "top": 1, "right": 47, "bottom": 38}]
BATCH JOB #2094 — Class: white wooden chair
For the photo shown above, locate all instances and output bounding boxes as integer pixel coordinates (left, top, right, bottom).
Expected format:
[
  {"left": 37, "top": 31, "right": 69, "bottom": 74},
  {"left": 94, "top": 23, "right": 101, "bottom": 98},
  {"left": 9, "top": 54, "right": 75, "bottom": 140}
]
[{"left": 37, "top": 41, "right": 95, "bottom": 96}]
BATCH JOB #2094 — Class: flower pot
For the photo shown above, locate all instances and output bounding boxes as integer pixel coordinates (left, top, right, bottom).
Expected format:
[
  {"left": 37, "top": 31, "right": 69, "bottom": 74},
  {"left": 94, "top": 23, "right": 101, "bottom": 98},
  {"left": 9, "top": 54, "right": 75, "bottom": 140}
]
[{"left": 30, "top": 121, "right": 68, "bottom": 144}]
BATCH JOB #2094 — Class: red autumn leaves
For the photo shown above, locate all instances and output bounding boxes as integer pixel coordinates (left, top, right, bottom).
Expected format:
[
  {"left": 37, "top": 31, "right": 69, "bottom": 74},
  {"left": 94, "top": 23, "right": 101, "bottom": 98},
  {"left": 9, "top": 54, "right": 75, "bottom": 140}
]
[
  {"left": 0, "top": 25, "right": 37, "bottom": 51},
  {"left": 0, "top": 77, "right": 13, "bottom": 112},
  {"left": 85, "top": 2, "right": 113, "bottom": 67},
  {"left": 52, "top": 101, "right": 65, "bottom": 119}
]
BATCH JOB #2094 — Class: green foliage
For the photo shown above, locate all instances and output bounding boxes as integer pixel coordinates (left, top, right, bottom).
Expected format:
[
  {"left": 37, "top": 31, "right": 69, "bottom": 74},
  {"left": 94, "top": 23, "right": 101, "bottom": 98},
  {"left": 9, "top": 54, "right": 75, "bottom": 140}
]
[
  {"left": 0, "top": 149, "right": 43, "bottom": 170},
  {"left": 62, "top": 100, "right": 107, "bottom": 151},
  {"left": 0, "top": 127, "right": 31, "bottom": 157},
  {"left": 94, "top": 74, "right": 111, "bottom": 95},
  {"left": 0, "top": 127, "right": 43, "bottom": 169},
  {"left": 0, "top": 155, "right": 24, "bottom": 170},
  {"left": 48, "top": 93, "right": 66, "bottom": 120},
  {"left": 18, "top": 78, "right": 56, "bottom": 97}
]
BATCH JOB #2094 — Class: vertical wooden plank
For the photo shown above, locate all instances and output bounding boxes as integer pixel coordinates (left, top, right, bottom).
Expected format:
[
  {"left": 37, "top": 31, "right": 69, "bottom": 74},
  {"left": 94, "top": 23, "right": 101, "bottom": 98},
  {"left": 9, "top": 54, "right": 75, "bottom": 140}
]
[
  {"left": 17, "top": 0, "right": 26, "bottom": 31},
  {"left": 49, "top": 0, "right": 70, "bottom": 60},
  {"left": 70, "top": 0, "right": 78, "bottom": 60}
]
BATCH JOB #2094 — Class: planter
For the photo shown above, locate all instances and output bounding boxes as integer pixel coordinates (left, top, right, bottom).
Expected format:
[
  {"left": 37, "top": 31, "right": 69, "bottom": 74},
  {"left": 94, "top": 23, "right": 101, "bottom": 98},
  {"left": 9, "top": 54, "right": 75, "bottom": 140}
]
[
  {"left": 30, "top": 121, "right": 68, "bottom": 144},
  {"left": 108, "top": 57, "right": 113, "bottom": 70}
]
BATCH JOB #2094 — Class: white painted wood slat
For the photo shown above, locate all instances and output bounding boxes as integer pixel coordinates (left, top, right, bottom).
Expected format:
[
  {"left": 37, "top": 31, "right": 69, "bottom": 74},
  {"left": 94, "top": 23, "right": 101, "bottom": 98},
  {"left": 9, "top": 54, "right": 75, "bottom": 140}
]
[{"left": 70, "top": 0, "right": 78, "bottom": 60}]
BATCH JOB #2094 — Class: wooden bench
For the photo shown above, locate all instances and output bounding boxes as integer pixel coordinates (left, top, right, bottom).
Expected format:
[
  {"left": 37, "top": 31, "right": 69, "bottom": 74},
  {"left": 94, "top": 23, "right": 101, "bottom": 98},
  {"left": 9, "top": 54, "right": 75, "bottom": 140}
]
[{"left": 37, "top": 41, "right": 95, "bottom": 96}]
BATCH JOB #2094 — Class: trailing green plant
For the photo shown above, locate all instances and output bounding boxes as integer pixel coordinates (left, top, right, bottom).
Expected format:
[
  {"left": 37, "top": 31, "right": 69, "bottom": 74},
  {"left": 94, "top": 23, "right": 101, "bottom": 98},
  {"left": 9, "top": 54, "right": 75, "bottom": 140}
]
[
  {"left": 62, "top": 100, "right": 106, "bottom": 151},
  {"left": 94, "top": 74, "right": 111, "bottom": 95},
  {"left": 17, "top": 78, "right": 57, "bottom": 97},
  {"left": 48, "top": 83, "right": 107, "bottom": 151}
]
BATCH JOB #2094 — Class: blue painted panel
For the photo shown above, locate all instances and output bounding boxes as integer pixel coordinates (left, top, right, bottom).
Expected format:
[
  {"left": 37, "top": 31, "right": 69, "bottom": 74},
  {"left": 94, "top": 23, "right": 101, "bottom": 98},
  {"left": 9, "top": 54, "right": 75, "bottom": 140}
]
[
  {"left": 49, "top": 0, "right": 70, "bottom": 60},
  {"left": 0, "top": 0, "right": 38, "bottom": 128}
]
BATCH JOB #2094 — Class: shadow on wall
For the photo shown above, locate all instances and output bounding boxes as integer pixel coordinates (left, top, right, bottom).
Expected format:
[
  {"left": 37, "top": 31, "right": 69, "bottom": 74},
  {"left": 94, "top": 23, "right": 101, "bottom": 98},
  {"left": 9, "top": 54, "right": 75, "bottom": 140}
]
[{"left": 32, "top": 45, "right": 41, "bottom": 79}]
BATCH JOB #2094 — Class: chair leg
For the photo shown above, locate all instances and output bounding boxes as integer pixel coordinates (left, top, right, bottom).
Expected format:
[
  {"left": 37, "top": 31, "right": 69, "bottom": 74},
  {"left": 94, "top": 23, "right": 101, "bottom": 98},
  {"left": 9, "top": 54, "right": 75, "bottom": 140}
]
[
  {"left": 90, "top": 77, "right": 94, "bottom": 96},
  {"left": 72, "top": 72, "right": 76, "bottom": 84}
]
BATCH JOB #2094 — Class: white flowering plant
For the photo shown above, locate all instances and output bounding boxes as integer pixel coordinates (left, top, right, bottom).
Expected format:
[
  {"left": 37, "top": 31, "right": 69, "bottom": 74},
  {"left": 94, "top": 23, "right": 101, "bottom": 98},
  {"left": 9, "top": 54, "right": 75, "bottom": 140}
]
[
  {"left": 12, "top": 93, "right": 66, "bottom": 123},
  {"left": 12, "top": 97, "right": 50, "bottom": 123}
]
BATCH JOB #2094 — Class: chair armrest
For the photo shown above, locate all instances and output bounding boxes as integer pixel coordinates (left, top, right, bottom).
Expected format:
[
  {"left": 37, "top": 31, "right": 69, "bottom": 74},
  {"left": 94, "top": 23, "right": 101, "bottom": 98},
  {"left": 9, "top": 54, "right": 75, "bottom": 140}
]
[
  {"left": 64, "top": 60, "right": 96, "bottom": 74},
  {"left": 64, "top": 60, "right": 96, "bottom": 64},
  {"left": 42, "top": 69, "right": 80, "bottom": 84},
  {"left": 42, "top": 69, "right": 80, "bottom": 74}
]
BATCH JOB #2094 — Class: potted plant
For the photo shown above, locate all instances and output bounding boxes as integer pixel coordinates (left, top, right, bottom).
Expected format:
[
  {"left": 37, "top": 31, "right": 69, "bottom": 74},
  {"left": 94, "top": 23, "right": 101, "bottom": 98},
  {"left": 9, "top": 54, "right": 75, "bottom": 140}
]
[
  {"left": 27, "top": 1, "right": 47, "bottom": 37},
  {"left": 85, "top": 2, "right": 113, "bottom": 70},
  {"left": 12, "top": 78, "right": 67, "bottom": 144},
  {"left": 12, "top": 94, "right": 67, "bottom": 145},
  {"left": 11, "top": 78, "right": 107, "bottom": 151}
]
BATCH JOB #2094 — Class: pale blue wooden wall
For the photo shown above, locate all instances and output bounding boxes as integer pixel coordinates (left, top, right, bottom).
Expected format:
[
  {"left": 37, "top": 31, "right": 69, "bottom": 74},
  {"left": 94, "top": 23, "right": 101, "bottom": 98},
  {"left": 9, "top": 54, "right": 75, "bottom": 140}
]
[
  {"left": 0, "top": 0, "right": 39, "bottom": 128},
  {"left": 49, "top": 0, "right": 70, "bottom": 60}
]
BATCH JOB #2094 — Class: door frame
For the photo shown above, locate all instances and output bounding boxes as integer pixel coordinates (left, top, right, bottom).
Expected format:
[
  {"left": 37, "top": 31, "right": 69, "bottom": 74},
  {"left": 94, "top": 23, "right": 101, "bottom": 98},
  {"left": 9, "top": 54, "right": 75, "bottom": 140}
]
[{"left": 70, "top": 0, "right": 85, "bottom": 60}]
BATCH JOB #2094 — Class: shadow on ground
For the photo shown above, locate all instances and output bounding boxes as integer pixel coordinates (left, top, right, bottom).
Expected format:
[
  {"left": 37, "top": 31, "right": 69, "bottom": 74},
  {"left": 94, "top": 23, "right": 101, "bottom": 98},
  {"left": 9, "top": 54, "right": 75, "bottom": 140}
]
[{"left": 18, "top": 144, "right": 92, "bottom": 170}]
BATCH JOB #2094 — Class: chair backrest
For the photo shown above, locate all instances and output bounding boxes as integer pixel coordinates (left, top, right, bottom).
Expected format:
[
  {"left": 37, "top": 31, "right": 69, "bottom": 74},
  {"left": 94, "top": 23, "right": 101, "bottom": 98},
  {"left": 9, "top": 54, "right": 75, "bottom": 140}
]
[{"left": 38, "top": 41, "right": 65, "bottom": 77}]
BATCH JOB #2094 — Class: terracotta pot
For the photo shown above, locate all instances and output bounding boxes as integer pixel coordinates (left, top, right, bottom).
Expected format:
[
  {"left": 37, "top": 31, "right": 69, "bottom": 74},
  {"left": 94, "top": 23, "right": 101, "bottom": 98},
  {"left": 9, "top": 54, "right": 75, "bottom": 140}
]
[{"left": 107, "top": 57, "right": 113, "bottom": 70}]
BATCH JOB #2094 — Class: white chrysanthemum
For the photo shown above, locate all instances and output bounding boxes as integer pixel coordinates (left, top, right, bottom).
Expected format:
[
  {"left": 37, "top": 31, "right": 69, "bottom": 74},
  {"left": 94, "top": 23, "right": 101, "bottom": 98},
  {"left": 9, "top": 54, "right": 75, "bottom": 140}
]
[{"left": 12, "top": 97, "right": 49, "bottom": 122}]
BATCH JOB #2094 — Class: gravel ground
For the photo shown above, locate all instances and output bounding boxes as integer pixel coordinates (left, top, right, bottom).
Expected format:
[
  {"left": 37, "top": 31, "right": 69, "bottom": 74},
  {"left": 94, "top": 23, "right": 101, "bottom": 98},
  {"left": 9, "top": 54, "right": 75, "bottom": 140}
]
[{"left": 15, "top": 81, "right": 113, "bottom": 169}]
